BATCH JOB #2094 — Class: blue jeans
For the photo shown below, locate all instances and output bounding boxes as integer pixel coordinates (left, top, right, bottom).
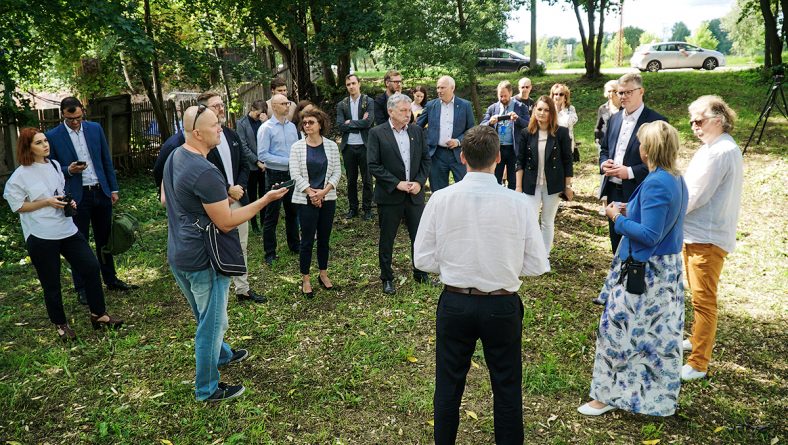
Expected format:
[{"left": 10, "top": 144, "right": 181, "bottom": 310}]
[{"left": 170, "top": 265, "right": 234, "bottom": 400}]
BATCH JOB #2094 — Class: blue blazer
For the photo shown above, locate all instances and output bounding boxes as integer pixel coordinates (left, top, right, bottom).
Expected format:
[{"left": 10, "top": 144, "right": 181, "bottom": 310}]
[
  {"left": 615, "top": 168, "right": 688, "bottom": 262},
  {"left": 598, "top": 106, "right": 667, "bottom": 200},
  {"left": 480, "top": 100, "right": 530, "bottom": 156},
  {"left": 416, "top": 96, "right": 476, "bottom": 160},
  {"left": 47, "top": 121, "right": 119, "bottom": 204}
]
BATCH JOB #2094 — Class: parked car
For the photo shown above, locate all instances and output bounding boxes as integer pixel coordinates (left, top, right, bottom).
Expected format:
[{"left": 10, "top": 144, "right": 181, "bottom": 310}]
[
  {"left": 477, "top": 48, "right": 546, "bottom": 73},
  {"left": 630, "top": 41, "right": 726, "bottom": 72}
]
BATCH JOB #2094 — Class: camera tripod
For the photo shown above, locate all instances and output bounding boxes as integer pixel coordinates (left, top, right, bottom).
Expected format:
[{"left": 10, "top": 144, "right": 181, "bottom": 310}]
[{"left": 743, "top": 74, "right": 787, "bottom": 153}]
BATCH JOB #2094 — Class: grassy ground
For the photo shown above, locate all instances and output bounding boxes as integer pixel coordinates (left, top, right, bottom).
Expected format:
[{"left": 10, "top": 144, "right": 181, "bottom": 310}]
[{"left": 0, "top": 70, "right": 786, "bottom": 444}]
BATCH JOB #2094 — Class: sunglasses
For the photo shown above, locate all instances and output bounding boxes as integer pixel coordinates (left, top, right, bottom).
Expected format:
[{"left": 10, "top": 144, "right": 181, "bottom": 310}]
[
  {"left": 689, "top": 118, "right": 708, "bottom": 127},
  {"left": 191, "top": 104, "right": 208, "bottom": 131},
  {"left": 302, "top": 120, "right": 318, "bottom": 126},
  {"left": 553, "top": 92, "right": 565, "bottom": 97}
]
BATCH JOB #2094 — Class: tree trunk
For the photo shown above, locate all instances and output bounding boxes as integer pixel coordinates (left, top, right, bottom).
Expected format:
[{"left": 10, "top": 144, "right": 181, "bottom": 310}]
[
  {"left": 214, "top": 45, "right": 233, "bottom": 111},
  {"left": 571, "top": 0, "right": 591, "bottom": 75},
  {"left": 338, "top": 53, "right": 351, "bottom": 84},
  {"left": 530, "top": 0, "right": 537, "bottom": 70},
  {"left": 760, "top": 0, "right": 783, "bottom": 67},
  {"left": 142, "top": 0, "right": 170, "bottom": 140},
  {"left": 594, "top": 0, "right": 606, "bottom": 76},
  {"left": 456, "top": 0, "right": 481, "bottom": 117}
]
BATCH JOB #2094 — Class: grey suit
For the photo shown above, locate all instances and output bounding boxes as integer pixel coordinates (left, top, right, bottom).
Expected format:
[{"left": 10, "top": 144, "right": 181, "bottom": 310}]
[
  {"left": 336, "top": 94, "right": 375, "bottom": 213},
  {"left": 236, "top": 114, "right": 266, "bottom": 231}
]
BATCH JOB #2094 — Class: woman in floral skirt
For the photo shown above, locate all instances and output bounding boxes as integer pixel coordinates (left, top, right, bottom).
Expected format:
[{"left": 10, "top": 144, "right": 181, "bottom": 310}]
[{"left": 578, "top": 121, "right": 688, "bottom": 417}]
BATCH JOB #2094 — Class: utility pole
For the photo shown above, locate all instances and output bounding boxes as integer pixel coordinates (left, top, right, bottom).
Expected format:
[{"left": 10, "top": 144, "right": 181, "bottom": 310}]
[{"left": 616, "top": 1, "right": 624, "bottom": 66}]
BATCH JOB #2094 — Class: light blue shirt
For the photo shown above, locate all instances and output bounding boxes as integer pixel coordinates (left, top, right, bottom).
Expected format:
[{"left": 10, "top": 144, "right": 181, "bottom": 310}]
[
  {"left": 257, "top": 117, "right": 299, "bottom": 171},
  {"left": 66, "top": 123, "right": 99, "bottom": 186},
  {"left": 496, "top": 100, "right": 516, "bottom": 145}
]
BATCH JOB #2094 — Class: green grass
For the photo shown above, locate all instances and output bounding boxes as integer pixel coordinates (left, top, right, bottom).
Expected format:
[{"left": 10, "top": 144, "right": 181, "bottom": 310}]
[{"left": 0, "top": 69, "right": 786, "bottom": 444}]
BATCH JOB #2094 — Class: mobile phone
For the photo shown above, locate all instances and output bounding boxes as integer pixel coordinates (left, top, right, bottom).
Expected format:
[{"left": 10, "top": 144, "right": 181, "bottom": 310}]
[
  {"left": 75, "top": 161, "right": 87, "bottom": 166},
  {"left": 496, "top": 114, "right": 511, "bottom": 121},
  {"left": 273, "top": 179, "right": 296, "bottom": 190}
]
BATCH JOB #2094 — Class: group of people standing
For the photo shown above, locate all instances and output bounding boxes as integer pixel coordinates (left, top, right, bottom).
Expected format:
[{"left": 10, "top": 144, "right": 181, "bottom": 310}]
[{"left": 4, "top": 68, "right": 744, "bottom": 444}]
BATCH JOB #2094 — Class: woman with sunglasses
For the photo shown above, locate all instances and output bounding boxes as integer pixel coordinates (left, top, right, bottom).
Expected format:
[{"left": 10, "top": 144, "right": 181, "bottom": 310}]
[
  {"left": 3, "top": 128, "right": 123, "bottom": 341},
  {"left": 289, "top": 108, "right": 342, "bottom": 298},
  {"left": 550, "top": 83, "right": 579, "bottom": 162},
  {"left": 515, "top": 95, "right": 573, "bottom": 255}
]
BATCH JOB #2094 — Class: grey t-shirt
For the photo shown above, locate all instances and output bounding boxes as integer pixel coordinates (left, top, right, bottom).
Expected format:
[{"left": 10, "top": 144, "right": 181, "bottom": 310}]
[{"left": 163, "top": 147, "right": 228, "bottom": 271}]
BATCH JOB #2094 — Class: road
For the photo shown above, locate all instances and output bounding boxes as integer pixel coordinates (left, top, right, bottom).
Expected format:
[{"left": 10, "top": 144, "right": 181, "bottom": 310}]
[{"left": 546, "top": 64, "right": 756, "bottom": 75}]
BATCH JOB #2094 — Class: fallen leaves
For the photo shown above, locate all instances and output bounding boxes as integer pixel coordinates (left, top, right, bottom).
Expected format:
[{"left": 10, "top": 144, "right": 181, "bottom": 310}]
[
  {"left": 406, "top": 356, "right": 418, "bottom": 363},
  {"left": 642, "top": 440, "right": 660, "bottom": 445},
  {"left": 465, "top": 410, "right": 478, "bottom": 420}
]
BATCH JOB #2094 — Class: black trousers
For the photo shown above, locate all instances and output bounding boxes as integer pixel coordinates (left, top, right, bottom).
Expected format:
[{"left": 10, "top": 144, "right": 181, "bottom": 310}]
[
  {"left": 247, "top": 169, "right": 266, "bottom": 230},
  {"left": 377, "top": 200, "right": 427, "bottom": 281},
  {"left": 26, "top": 233, "right": 107, "bottom": 324},
  {"left": 342, "top": 144, "right": 373, "bottom": 212},
  {"left": 263, "top": 169, "right": 300, "bottom": 259},
  {"left": 494, "top": 145, "right": 516, "bottom": 190},
  {"left": 72, "top": 187, "right": 116, "bottom": 290},
  {"left": 604, "top": 182, "right": 625, "bottom": 254},
  {"left": 434, "top": 290, "right": 524, "bottom": 445},
  {"left": 296, "top": 200, "right": 336, "bottom": 275}
]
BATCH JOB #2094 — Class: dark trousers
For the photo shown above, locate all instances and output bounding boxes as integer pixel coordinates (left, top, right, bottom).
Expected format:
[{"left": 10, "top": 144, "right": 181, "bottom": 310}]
[
  {"left": 26, "top": 233, "right": 107, "bottom": 324},
  {"left": 377, "top": 200, "right": 427, "bottom": 281},
  {"left": 494, "top": 145, "right": 516, "bottom": 190},
  {"left": 429, "top": 147, "right": 466, "bottom": 192},
  {"left": 434, "top": 290, "right": 524, "bottom": 445},
  {"left": 263, "top": 169, "right": 300, "bottom": 259},
  {"left": 72, "top": 187, "right": 116, "bottom": 290},
  {"left": 297, "top": 200, "right": 336, "bottom": 275},
  {"left": 342, "top": 144, "right": 373, "bottom": 212},
  {"left": 604, "top": 182, "right": 625, "bottom": 254},
  {"left": 247, "top": 169, "right": 266, "bottom": 230}
]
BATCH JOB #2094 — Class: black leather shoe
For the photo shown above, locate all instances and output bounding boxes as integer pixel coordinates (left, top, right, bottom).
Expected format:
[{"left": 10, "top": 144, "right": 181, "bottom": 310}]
[
  {"left": 106, "top": 280, "right": 139, "bottom": 291},
  {"left": 345, "top": 209, "right": 358, "bottom": 219},
  {"left": 76, "top": 289, "right": 88, "bottom": 305},
  {"left": 237, "top": 290, "right": 267, "bottom": 303},
  {"left": 363, "top": 210, "right": 373, "bottom": 221},
  {"left": 591, "top": 297, "right": 606, "bottom": 306},
  {"left": 265, "top": 255, "right": 278, "bottom": 266},
  {"left": 414, "top": 275, "right": 440, "bottom": 286},
  {"left": 382, "top": 280, "right": 396, "bottom": 295}
]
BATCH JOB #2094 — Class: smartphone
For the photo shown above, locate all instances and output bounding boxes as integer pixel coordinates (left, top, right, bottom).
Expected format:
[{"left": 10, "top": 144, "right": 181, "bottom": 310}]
[
  {"left": 273, "top": 179, "right": 296, "bottom": 190},
  {"left": 496, "top": 114, "right": 511, "bottom": 121},
  {"left": 75, "top": 161, "right": 87, "bottom": 166}
]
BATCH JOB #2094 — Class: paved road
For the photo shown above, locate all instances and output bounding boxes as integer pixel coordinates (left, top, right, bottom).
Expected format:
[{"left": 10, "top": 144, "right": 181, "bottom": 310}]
[{"left": 546, "top": 65, "right": 756, "bottom": 75}]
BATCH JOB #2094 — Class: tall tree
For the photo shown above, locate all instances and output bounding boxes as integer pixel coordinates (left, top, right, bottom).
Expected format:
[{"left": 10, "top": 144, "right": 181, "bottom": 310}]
[
  {"left": 687, "top": 22, "right": 720, "bottom": 50},
  {"left": 530, "top": 0, "right": 538, "bottom": 70},
  {"left": 622, "top": 26, "right": 644, "bottom": 51},
  {"left": 708, "top": 19, "right": 733, "bottom": 53},
  {"left": 670, "top": 21, "right": 691, "bottom": 42},
  {"left": 758, "top": 0, "right": 785, "bottom": 68},
  {"left": 721, "top": 0, "right": 764, "bottom": 57}
]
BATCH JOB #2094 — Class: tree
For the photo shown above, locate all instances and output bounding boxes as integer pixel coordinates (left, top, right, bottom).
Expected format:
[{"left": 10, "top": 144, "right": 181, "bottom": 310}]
[
  {"left": 530, "top": 0, "right": 538, "bottom": 71},
  {"left": 687, "top": 22, "right": 720, "bottom": 50},
  {"left": 604, "top": 35, "right": 632, "bottom": 65},
  {"left": 639, "top": 31, "right": 660, "bottom": 46},
  {"left": 670, "top": 22, "right": 691, "bottom": 42},
  {"left": 708, "top": 19, "right": 733, "bottom": 53},
  {"left": 622, "top": 26, "right": 644, "bottom": 52},
  {"left": 721, "top": 0, "right": 764, "bottom": 57},
  {"left": 757, "top": 0, "right": 785, "bottom": 68}
]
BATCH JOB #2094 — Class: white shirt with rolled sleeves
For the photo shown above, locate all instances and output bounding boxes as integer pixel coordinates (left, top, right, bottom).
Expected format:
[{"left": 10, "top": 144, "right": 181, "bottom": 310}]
[
  {"left": 414, "top": 172, "right": 550, "bottom": 292},
  {"left": 683, "top": 132, "right": 743, "bottom": 253}
]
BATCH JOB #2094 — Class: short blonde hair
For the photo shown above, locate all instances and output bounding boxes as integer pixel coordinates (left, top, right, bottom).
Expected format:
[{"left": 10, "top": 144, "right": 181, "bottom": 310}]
[
  {"left": 618, "top": 72, "right": 643, "bottom": 88},
  {"left": 636, "top": 121, "right": 680, "bottom": 175},
  {"left": 497, "top": 80, "right": 513, "bottom": 93},
  {"left": 604, "top": 80, "right": 618, "bottom": 97},
  {"left": 550, "top": 83, "right": 571, "bottom": 107},
  {"left": 688, "top": 95, "right": 737, "bottom": 133}
]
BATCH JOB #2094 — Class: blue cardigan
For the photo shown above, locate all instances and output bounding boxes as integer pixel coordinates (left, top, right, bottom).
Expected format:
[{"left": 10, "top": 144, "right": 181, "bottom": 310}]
[{"left": 615, "top": 167, "right": 688, "bottom": 261}]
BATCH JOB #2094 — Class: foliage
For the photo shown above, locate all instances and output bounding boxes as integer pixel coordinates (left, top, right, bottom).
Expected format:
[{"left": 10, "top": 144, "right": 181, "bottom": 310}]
[
  {"left": 708, "top": 18, "right": 733, "bottom": 54},
  {"left": 670, "top": 21, "right": 691, "bottom": 42},
  {"left": 639, "top": 31, "right": 661, "bottom": 46},
  {"left": 623, "top": 26, "right": 645, "bottom": 52},
  {"left": 603, "top": 36, "right": 632, "bottom": 66},
  {"left": 722, "top": 0, "right": 766, "bottom": 56},
  {"left": 687, "top": 21, "right": 721, "bottom": 50}
]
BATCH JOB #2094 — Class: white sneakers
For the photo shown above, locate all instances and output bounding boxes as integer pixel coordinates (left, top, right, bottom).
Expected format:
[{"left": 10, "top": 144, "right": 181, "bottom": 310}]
[
  {"left": 682, "top": 338, "right": 693, "bottom": 352},
  {"left": 577, "top": 402, "right": 616, "bottom": 416},
  {"left": 681, "top": 364, "right": 707, "bottom": 381}
]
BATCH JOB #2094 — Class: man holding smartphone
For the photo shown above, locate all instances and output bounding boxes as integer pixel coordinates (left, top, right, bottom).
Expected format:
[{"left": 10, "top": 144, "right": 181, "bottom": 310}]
[
  {"left": 480, "top": 80, "right": 530, "bottom": 189},
  {"left": 48, "top": 97, "right": 137, "bottom": 304}
]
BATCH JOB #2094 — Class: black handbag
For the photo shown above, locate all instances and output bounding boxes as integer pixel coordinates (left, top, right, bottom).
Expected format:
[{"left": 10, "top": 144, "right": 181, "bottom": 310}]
[{"left": 193, "top": 219, "right": 247, "bottom": 277}]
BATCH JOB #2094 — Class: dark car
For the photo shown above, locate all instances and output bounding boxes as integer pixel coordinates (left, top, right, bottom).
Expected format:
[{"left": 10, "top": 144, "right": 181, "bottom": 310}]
[{"left": 477, "top": 48, "right": 546, "bottom": 73}]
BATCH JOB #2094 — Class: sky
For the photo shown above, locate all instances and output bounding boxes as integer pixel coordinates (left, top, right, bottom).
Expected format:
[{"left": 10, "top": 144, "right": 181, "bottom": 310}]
[{"left": 506, "top": 0, "right": 736, "bottom": 42}]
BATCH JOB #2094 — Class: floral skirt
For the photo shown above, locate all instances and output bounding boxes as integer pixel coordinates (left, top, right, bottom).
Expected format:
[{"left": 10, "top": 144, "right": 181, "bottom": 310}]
[{"left": 589, "top": 253, "right": 685, "bottom": 416}]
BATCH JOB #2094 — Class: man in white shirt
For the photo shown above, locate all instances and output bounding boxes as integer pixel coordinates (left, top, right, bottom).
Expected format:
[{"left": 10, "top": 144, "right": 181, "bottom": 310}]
[
  {"left": 414, "top": 125, "right": 549, "bottom": 445},
  {"left": 681, "top": 95, "right": 744, "bottom": 381},
  {"left": 598, "top": 73, "right": 667, "bottom": 254},
  {"left": 336, "top": 74, "right": 375, "bottom": 220}
]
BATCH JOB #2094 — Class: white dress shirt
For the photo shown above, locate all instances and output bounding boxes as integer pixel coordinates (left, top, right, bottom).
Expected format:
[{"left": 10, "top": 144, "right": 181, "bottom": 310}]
[
  {"left": 216, "top": 131, "right": 234, "bottom": 186},
  {"left": 611, "top": 103, "right": 643, "bottom": 184},
  {"left": 537, "top": 130, "right": 548, "bottom": 185},
  {"left": 66, "top": 123, "right": 99, "bottom": 186},
  {"left": 438, "top": 98, "right": 455, "bottom": 147},
  {"left": 347, "top": 95, "right": 364, "bottom": 145},
  {"left": 414, "top": 172, "right": 550, "bottom": 292},
  {"left": 390, "top": 120, "right": 411, "bottom": 181},
  {"left": 683, "top": 133, "right": 743, "bottom": 253}
]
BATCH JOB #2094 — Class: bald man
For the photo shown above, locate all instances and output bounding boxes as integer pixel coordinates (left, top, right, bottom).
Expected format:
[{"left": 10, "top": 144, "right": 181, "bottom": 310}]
[{"left": 416, "top": 75, "right": 475, "bottom": 192}]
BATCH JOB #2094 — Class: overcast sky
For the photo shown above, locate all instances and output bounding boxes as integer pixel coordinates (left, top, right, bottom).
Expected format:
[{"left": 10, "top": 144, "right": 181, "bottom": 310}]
[{"left": 507, "top": 0, "right": 736, "bottom": 42}]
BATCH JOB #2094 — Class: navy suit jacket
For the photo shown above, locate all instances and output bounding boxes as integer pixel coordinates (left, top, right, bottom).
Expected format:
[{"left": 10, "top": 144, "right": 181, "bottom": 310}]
[
  {"left": 480, "top": 100, "right": 530, "bottom": 157},
  {"left": 47, "top": 121, "right": 118, "bottom": 204},
  {"left": 416, "top": 96, "right": 476, "bottom": 161},
  {"left": 598, "top": 106, "right": 667, "bottom": 200},
  {"left": 367, "top": 123, "right": 431, "bottom": 206}
]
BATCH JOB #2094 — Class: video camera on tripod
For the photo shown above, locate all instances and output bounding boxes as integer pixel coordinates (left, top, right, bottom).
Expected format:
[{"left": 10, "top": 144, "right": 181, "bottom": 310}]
[{"left": 744, "top": 73, "right": 787, "bottom": 153}]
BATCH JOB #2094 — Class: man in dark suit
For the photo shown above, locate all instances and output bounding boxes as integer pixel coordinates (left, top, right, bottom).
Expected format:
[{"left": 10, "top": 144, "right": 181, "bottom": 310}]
[
  {"left": 367, "top": 93, "right": 432, "bottom": 295},
  {"left": 416, "top": 75, "right": 476, "bottom": 192},
  {"left": 47, "top": 97, "right": 136, "bottom": 303},
  {"left": 152, "top": 92, "right": 264, "bottom": 303},
  {"left": 480, "top": 80, "right": 530, "bottom": 189},
  {"left": 235, "top": 99, "right": 268, "bottom": 232},
  {"left": 599, "top": 72, "right": 667, "bottom": 253},
  {"left": 336, "top": 74, "right": 375, "bottom": 220},
  {"left": 374, "top": 70, "right": 403, "bottom": 126}
]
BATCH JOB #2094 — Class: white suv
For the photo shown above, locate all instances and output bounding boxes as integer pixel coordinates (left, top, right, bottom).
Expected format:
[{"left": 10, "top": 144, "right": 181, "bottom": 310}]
[{"left": 630, "top": 42, "right": 726, "bottom": 72}]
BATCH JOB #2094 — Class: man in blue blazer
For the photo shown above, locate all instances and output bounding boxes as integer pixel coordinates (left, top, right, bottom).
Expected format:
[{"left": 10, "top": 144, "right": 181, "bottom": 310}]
[
  {"left": 599, "top": 73, "right": 667, "bottom": 254},
  {"left": 47, "top": 97, "right": 136, "bottom": 304},
  {"left": 480, "top": 80, "right": 530, "bottom": 189},
  {"left": 416, "top": 76, "right": 476, "bottom": 192}
]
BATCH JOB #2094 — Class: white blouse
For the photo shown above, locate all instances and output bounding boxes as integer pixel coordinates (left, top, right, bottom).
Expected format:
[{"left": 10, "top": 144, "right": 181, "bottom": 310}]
[
  {"left": 537, "top": 130, "right": 548, "bottom": 185},
  {"left": 3, "top": 160, "right": 79, "bottom": 241},
  {"left": 557, "top": 105, "right": 578, "bottom": 148}
]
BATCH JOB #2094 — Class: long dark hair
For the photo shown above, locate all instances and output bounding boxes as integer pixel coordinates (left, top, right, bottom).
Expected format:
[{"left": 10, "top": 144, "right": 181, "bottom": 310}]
[
  {"left": 527, "top": 95, "right": 559, "bottom": 135},
  {"left": 412, "top": 86, "right": 429, "bottom": 106}
]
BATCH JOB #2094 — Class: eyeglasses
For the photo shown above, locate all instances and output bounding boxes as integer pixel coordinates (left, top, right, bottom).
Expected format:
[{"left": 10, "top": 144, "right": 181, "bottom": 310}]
[
  {"left": 64, "top": 115, "right": 85, "bottom": 123},
  {"left": 617, "top": 87, "right": 642, "bottom": 97},
  {"left": 689, "top": 118, "right": 708, "bottom": 127},
  {"left": 388, "top": 80, "right": 403, "bottom": 84},
  {"left": 274, "top": 101, "right": 291, "bottom": 106},
  {"left": 302, "top": 120, "right": 318, "bottom": 127},
  {"left": 552, "top": 92, "right": 565, "bottom": 97},
  {"left": 521, "top": 85, "right": 532, "bottom": 89},
  {"left": 191, "top": 104, "right": 208, "bottom": 131}
]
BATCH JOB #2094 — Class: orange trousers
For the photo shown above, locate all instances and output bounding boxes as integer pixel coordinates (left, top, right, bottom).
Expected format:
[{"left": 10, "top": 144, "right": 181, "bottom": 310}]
[{"left": 683, "top": 243, "right": 728, "bottom": 372}]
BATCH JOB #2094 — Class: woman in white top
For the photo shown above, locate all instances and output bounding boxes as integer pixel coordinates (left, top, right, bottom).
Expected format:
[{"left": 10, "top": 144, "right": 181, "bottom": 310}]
[
  {"left": 551, "top": 83, "right": 579, "bottom": 162},
  {"left": 410, "top": 85, "right": 428, "bottom": 119},
  {"left": 515, "top": 96, "right": 574, "bottom": 254},
  {"left": 289, "top": 108, "right": 342, "bottom": 298},
  {"left": 3, "top": 128, "right": 122, "bottom": 340}
]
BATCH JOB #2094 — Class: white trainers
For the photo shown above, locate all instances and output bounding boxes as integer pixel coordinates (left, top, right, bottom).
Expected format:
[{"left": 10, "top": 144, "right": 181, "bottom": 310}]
[
  {"left": 577, "top": 402, "right": 616, "bottom": 416},
  {"left": 681, "top": 364, "right": 707, "bottom": 381},
  {"left": 682, "top": 339, "right": 692, "bottom": 353}
]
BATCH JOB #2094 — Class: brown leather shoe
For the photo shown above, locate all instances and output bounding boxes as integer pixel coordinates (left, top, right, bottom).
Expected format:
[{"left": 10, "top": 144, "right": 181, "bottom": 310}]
[
  {"left": 90, "top": 313, "right": 124, "bottom": 330},
  {"left": 56, "top": 323, "right": 76, "bottom": 341}
]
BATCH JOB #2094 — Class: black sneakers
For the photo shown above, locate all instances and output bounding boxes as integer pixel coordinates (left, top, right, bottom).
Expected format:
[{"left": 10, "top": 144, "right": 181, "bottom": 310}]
[
  {"left": 205, "top": 382, "right": 245, "bottom": 403},
  {"left": 217, "top": 348, "right": 249, "bottom": 367}
]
